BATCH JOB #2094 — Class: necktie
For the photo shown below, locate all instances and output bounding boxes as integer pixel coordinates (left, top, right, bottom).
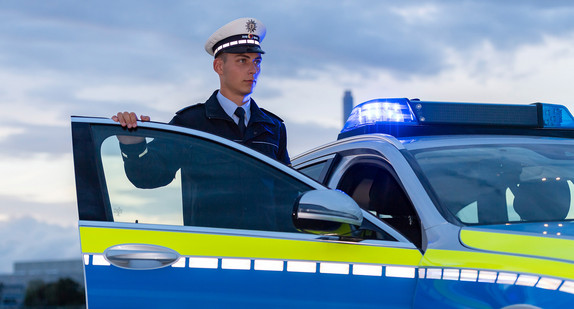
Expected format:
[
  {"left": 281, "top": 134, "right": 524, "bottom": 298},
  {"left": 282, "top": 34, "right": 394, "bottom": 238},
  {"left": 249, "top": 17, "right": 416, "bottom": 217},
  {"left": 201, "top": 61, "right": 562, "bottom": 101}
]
[{"left": 234, "top": 107, "right": 246, "bottom": 137}]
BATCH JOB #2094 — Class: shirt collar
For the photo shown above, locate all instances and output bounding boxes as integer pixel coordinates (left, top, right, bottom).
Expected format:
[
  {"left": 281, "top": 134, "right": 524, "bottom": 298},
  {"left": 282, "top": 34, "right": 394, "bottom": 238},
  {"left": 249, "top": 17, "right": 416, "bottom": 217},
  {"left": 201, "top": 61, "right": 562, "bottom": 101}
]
[{"left": 216, "top": 91, "right": 251, "bottom": 125}]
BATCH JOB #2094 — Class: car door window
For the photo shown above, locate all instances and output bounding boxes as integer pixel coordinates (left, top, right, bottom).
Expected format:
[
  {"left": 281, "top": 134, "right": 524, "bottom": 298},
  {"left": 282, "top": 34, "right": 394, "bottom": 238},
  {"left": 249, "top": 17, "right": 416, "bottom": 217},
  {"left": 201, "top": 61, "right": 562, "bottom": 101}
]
[
  {"left": 298, "top": 161, "right": 327, "bottom": 181},
  {"left": 89, "top": 125, "right": 314, "bottom": 233},
  {"left": 337, "top": 163, "right": 422, "bottom": 247}
]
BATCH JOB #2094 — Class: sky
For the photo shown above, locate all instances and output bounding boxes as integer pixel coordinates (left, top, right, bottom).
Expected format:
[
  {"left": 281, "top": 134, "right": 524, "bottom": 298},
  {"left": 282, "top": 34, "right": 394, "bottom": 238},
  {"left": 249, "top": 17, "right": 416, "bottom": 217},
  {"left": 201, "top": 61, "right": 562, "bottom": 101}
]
[{"left": 2, "top": 0, "right": 574, "bottom": 273}]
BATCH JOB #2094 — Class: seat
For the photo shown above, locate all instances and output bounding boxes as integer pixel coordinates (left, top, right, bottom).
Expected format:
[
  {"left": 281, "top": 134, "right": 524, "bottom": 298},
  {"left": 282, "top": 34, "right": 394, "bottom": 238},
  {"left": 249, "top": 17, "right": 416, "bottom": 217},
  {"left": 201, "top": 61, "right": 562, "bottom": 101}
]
[
  {"left": 477, "top": 189, "right": 509, "bottom": 224},
  {"left": 368, "top": 171, "right": 421, "bottom": 245},
  {"left": 513, "top": 180, "right": 571, "bottom": 221}
]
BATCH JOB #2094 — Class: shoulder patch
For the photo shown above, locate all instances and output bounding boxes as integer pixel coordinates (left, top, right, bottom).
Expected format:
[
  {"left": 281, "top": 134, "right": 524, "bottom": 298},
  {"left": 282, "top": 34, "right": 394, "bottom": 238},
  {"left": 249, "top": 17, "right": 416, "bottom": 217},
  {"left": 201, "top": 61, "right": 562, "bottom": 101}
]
[
  {"left": 260, "top": 108, "right": 284, "bottom": 122},
  {"left": 176, "top": 103, "right": 204, "bottom": 115}
]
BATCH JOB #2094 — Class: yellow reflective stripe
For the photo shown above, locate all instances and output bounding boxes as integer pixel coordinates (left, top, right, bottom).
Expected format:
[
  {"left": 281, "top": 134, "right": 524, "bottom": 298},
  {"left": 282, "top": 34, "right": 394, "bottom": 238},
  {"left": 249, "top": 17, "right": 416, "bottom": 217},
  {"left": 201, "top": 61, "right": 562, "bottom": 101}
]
[
  {"left": 461, "top": 229, "right": 574, "bottom": 263},
  {"left": 422, "top": 249, "right": 574, "bottom": 281},
  {"left": 79, "top": 227, "right": 421, "bottom": 266}
]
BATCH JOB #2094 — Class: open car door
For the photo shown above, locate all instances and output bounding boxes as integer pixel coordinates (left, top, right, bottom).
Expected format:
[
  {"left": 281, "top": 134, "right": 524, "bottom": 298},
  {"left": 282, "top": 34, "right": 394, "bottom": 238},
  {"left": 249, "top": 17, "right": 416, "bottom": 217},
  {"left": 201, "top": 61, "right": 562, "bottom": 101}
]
[{"left": 71, "top": 117, "right": 421, "bottom": 308}]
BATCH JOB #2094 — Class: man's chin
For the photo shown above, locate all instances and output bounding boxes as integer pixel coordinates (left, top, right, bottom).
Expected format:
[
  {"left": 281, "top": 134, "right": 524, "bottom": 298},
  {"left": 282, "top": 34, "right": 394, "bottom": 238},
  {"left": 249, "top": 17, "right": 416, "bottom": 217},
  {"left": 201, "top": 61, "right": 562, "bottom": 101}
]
[{"left": 241, "top": 88, "right": 255, "bottom": 96}]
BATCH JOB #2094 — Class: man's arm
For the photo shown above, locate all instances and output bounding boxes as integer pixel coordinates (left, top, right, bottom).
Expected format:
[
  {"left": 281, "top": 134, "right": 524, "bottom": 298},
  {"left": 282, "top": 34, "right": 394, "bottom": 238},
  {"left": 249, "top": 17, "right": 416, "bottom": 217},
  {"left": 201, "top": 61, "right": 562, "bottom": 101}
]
[
  {"left": 278, "top": 122, "right": 291, "bottom": 166},
  {"left": 111, "top": 111, "right": 180, "bottom": 188}
]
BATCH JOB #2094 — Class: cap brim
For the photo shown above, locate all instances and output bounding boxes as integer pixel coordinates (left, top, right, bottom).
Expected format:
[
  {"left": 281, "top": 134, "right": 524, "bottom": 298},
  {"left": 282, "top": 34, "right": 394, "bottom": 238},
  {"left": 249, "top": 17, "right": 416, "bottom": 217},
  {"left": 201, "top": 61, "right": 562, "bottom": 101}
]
[{"left": 216, "top": 45, "right": 265, "bottom": 56}]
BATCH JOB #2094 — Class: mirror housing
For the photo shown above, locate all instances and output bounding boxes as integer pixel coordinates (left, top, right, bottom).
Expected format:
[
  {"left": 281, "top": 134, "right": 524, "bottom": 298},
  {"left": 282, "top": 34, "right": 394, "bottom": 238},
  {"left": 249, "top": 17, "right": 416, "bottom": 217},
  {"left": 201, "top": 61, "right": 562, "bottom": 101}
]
[{"left": 293, "top": 190, "right": 363, "bottom": 234}]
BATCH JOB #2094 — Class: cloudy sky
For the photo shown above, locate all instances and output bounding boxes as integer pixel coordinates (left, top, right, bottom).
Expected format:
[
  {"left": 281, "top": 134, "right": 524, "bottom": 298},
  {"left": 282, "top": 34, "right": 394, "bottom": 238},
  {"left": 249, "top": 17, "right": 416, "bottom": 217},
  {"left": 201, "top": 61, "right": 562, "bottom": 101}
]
[{"left": 2, "top": 0, "right": 574, "bottom": 273}]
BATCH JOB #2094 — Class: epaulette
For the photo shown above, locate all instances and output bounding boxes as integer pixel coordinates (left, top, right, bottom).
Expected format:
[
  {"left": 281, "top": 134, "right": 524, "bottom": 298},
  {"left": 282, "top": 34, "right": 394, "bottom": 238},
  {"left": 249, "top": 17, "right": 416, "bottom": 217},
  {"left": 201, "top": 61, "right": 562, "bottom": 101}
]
[
  {"left": 175, "top": 103, "right": 204, "bottom": 115},
  {"left": 260, "top": 108, "right": 284, "bottom": 122}
]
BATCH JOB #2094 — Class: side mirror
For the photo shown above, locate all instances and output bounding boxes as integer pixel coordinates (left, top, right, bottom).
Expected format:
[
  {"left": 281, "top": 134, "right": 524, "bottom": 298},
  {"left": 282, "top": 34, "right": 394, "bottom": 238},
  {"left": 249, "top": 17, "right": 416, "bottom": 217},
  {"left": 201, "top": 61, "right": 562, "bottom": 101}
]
[{"left": 292, "top": 190, "right": 363, "bottom": 234}]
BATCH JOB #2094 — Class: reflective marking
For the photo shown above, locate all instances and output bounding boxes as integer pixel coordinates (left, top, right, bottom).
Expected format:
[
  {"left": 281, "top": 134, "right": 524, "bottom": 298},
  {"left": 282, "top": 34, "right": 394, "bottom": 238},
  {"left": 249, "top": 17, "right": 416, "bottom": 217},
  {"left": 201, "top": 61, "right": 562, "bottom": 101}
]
[
  {"left": 442, "top": 268, "right": 459, "bottom": 281},
  {"left": 516, "top": 274, "right": 539, "bottom": 287},
  {"left": 418, "top": 268, "right": 426, "bottom": 279},
  {"left": 478, "top": 271, "right": 497, "bottom": 283},
  {"left": 221, "top": 258, "right": 251, "bottom": 270},
  {"left": 426, "top": 268, "right": 442, "bottom": 279},
  {"left": 189, "top": 257, "right": 218, "bottom": 269},
  {"left": 560, "top": 281, "right": 574, "bottom": 294},
  {"left": 460, "top": 269, "right": 478, "bottom": 282},
  {"left": 386, "top": 266, "right": 416, "bottom": 278},
  {"left": 138, "top": 148, "right": 148, "bottom": 158},
  {"left": 320, "top": 262, "right": 349, "bottom": 275},
  {"left": 537, "top": 277, "right": 562, "bottom": 290},
  {"left": 287, "top": 261, "right": 316, "bottom": 273},
  {"left": 171, "top": 257, "right": 186, "bottom": 268},
  {"left": 81, "top": 254, "right": 573, "bottom": 295},
  {"left": 497, "top": 272, "right": 518, "bottom": 285},
  {"left": 254, "top": 259, "right": 284, "bottom": 271},
  {"left": 251, "top": 141, "right": 279, "bottom": 149},
  {"left": 92, "top": 255, "right": 110, "bottom": 266},
  {"left": 353, "top": 264, "right": 383, "bottom": 277},
  {"left": 214, "top": 39, "right": 260, "bottom": 55}
]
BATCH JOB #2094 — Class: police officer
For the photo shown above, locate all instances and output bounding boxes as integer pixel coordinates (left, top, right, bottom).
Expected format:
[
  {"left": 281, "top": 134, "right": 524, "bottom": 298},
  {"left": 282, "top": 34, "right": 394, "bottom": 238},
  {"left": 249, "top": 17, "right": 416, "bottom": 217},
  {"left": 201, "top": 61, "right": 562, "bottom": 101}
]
[
  {"left": 113, "top": 17, "right": 290, "bottom": 165},
  {"left": 113, "top": 18, "right": 293, "bottom": 231}
]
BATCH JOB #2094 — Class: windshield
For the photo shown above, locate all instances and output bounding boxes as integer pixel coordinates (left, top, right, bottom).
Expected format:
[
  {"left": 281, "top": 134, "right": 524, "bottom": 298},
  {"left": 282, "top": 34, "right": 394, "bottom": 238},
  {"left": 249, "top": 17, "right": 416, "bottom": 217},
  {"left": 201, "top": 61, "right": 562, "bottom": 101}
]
[{"left": 412, "top": 141, "right": 574, "bottom": 225}]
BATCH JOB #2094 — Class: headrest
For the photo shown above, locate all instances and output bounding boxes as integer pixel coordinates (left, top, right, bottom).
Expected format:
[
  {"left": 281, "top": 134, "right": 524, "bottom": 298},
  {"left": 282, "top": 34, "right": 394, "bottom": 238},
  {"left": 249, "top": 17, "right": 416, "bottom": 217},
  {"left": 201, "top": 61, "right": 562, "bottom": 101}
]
[
  {"left": 513, "top": 180, "right": 570, "bottom": 221},
  {"left": 368, "top": 173, "right": 410, "bottom": 216}
]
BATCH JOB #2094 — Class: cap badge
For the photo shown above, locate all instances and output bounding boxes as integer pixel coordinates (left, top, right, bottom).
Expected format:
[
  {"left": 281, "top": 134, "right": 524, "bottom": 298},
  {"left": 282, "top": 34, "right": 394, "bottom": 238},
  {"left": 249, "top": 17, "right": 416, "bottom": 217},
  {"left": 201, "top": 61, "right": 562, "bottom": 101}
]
[{"left": 245, "top": 19, "right": 257, "bottom": 33}]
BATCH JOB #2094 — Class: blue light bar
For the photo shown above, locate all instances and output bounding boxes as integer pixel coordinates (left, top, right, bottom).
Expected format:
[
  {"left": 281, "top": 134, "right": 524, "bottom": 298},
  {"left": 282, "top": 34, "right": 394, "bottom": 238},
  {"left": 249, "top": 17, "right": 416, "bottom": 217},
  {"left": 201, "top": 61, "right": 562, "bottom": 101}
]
[
  {"left": 540, "top": 103, "right": 574, "bottom": 128},
  {"left": 339, "top": 98, "right": 574, "bottom": 140},
  {"left": 341, "top": 98, "right": 416, "bottom": 133}
]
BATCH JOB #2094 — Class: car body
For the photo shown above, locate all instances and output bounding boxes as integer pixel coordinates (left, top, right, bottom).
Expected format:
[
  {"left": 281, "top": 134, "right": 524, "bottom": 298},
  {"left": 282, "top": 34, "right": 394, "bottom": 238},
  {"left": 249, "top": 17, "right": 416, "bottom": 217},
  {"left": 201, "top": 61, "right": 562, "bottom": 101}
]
[
  {"left": 71, "top": 98, "right": 574, "bottom": 308},
  {"left": 292, "top": 98, "right": 574, "bottom": 308}
]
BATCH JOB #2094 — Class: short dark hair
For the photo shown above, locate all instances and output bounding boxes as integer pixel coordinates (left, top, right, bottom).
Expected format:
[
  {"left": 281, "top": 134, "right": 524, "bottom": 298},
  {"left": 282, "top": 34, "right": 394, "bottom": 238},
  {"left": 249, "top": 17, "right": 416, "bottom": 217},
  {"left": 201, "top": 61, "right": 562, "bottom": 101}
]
[{"left": 215, "top": 53, "right": 228, "bottom": 62}]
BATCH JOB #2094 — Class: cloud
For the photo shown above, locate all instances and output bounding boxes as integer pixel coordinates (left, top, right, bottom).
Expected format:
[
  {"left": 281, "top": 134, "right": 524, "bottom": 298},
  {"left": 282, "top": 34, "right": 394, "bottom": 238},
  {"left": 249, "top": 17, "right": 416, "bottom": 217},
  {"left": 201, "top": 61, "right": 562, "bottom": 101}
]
[
  {"left": 0, "top": 217, "right": 80, "bottom": 274},
  {"left": 0, "top": 154, "right": 76, "bottom": 207},
  {"left": 2, "top": 0, "right": 574, "bottom": 276},
  {"left": 4, "top": 0, "right": 574, "bottom": 86}
]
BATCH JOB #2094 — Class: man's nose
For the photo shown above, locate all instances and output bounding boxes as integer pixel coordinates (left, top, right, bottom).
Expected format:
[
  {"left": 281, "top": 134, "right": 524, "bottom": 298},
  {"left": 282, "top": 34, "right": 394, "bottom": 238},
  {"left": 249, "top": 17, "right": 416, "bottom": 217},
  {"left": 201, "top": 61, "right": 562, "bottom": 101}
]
[{"left": 249, "top": 62, "right": 259, "bottom": 74}]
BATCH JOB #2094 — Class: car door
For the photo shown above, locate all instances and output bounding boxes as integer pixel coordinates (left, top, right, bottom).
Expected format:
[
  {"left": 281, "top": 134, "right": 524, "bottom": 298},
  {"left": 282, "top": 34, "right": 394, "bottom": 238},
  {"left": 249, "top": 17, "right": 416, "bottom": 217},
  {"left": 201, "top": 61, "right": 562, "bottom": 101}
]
[{"left": 72, "top": 117, "right": 422, "bottom": 308}]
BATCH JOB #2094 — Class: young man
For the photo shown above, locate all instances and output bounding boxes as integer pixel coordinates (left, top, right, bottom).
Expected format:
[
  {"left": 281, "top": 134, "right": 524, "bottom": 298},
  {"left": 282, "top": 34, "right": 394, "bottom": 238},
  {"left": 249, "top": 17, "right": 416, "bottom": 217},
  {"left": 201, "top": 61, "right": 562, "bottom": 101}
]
[
  {"left": 113, "top": 17, "right": 290, "bottom": 165},
  {"left": 112, "top": 18, "right": 293, "bottom": 231}
]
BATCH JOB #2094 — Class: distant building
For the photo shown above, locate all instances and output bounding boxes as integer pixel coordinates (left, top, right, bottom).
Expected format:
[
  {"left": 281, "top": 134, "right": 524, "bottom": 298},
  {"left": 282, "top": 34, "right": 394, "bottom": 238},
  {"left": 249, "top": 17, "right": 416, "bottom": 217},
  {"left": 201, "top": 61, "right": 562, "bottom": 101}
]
[
  {"left": 0, "top": 260, "right": 84, "bottom": 308},
  {"left": 343, "top": 90, "right": 354, "bottom": 126}
]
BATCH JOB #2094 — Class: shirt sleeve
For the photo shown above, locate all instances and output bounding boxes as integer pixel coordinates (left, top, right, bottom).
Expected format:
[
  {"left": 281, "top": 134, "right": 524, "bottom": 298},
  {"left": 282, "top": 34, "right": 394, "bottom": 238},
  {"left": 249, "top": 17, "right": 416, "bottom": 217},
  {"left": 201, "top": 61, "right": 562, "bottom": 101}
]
[{"left": 119, "top": 138, "right": 181, "bottom": 189}]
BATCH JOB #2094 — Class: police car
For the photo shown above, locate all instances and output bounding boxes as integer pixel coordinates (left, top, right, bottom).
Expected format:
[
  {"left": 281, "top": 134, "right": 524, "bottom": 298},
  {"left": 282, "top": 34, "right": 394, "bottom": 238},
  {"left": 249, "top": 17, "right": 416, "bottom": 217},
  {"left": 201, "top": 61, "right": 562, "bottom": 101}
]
[
  {"left": 292, "top": 98, "right": 574, "bottom": 308},
  {"left": 71, "top": 99, "right": 574, "bottom": 308}
]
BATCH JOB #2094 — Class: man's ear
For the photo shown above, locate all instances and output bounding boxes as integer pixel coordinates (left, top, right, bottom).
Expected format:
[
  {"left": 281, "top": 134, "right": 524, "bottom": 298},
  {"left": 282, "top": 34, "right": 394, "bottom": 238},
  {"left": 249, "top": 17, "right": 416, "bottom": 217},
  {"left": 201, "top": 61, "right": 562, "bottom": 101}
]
[{"left": 213, "top": 58, "right": 224, "bottom": 75}]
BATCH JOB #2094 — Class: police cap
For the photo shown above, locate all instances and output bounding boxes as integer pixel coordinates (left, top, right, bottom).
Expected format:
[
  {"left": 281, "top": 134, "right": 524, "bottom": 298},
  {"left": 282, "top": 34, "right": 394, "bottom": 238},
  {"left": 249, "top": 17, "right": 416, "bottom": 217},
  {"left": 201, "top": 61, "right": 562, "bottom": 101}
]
[{"left": 205, "top": 17, "right": 266, "bottom": 57}]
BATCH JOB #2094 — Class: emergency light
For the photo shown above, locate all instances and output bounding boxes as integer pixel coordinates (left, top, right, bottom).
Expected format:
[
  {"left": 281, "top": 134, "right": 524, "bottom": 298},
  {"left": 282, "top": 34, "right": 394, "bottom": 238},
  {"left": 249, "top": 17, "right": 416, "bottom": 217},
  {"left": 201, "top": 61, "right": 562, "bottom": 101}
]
[{"left": 339, "top": 98, "right": 574, "bottom": 139}]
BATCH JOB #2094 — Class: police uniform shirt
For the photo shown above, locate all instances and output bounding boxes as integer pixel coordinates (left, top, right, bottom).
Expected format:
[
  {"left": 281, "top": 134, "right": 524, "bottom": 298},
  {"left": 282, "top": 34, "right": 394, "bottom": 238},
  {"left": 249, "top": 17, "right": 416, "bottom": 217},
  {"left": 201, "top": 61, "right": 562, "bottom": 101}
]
[{"left": 216, "top": 91, "right": 251, "bottom": 127}]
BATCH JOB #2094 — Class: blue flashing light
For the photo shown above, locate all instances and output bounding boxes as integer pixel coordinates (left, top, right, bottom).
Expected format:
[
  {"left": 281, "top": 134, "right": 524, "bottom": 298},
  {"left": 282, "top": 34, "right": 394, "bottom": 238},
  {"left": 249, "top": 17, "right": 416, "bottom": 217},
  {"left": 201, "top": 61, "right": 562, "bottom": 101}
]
[
  {"left": 540, "top": 103, "right": 574, "bottom": 128},
  {"left": 341, "top": 98, "right": 416, "bottom": 133}
]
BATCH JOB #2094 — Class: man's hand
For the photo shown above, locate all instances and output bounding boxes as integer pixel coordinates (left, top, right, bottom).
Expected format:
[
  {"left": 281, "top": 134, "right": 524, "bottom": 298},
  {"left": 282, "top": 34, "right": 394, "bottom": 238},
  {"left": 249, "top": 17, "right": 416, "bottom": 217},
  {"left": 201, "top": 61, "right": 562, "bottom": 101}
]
[
  {"left": 112, "top": 112, "right": 151, "bottom": 129},
  {"left": 112, "top": 112, "right": 151, "bottom": 145}
]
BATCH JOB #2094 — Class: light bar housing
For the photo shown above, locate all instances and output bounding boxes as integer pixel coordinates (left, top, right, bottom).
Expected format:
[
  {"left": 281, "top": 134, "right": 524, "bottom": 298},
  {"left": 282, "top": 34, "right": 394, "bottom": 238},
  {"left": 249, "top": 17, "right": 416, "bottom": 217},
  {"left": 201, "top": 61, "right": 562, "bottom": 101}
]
[{"left": 339, "top": 98, "right": 574, "bottom": 140}]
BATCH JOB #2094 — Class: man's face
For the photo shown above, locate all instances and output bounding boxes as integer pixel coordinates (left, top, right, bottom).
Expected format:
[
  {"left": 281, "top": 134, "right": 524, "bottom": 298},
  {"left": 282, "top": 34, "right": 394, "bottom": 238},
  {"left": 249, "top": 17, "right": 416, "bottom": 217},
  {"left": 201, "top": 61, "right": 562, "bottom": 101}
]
[{"left": 215, "top": 53, "right": 262, "bottom": 98}]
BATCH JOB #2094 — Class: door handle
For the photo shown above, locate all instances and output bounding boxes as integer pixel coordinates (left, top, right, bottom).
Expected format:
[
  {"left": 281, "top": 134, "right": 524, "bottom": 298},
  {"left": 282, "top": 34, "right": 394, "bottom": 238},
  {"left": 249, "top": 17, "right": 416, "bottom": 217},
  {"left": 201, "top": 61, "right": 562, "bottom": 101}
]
[{"left": 104, "top": 244, "right": 180, "bottom": 270}]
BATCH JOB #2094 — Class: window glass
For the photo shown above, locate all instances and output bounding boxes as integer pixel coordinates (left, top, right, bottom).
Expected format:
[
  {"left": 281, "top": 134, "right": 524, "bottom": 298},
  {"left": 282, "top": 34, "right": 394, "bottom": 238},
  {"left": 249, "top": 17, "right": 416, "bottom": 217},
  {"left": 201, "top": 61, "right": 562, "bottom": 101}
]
[
  {"left": 337, "top": 164, "right": 421, "bottom": 245},
  {"left": 101, "top": 137, "right": 183, "bottom": 225},
  {"left": 413, "top": 143, "right": 574, "bottom": 225},
  {"left": 298, "top": 161, "right": 327, "bottom": 181},
  {"left": 97, "top": 127, "right": 313, "bottom": 232}
]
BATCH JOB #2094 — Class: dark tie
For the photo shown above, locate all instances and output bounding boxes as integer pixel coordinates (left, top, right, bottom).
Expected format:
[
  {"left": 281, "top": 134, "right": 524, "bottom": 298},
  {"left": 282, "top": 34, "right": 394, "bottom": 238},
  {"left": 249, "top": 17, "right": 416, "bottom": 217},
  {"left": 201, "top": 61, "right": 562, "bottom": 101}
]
[{"left": 234, "top": 107, "right": 246, "bottom": 137}]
